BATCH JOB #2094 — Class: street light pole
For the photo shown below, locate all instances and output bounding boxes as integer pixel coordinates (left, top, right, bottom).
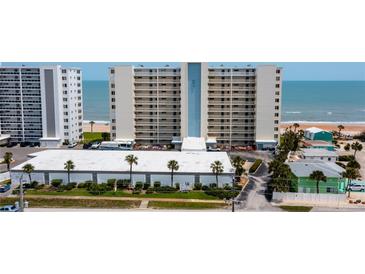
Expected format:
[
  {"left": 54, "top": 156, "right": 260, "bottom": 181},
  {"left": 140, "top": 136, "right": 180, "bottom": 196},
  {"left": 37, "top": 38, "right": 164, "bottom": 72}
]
[
  {"left": 19, "top": 174, "right": 24, "bottom": 212},
  {"left": 232, "top": 199, "right": 235, "bottom": 212}
]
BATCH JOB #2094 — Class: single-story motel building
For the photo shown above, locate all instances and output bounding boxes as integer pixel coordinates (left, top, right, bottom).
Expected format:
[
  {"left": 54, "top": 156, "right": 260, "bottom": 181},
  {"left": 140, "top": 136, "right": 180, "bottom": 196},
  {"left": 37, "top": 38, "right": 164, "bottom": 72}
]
[
  {"left": 288, "top": 160, "right": 347, "bottom": 194},
  {"left": 10, "top": 150, "right": 235, "bottom": 188}
]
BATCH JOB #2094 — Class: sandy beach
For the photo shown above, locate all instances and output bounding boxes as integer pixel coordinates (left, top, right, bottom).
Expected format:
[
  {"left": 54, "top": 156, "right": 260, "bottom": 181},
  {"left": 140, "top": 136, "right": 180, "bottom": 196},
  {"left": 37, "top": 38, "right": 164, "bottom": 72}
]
[
  {"left": 83, "top": 121, "right": 110, "bottom": 132},
  {"left": 280, "top": 122, "right": 365, "bottom": 136}
]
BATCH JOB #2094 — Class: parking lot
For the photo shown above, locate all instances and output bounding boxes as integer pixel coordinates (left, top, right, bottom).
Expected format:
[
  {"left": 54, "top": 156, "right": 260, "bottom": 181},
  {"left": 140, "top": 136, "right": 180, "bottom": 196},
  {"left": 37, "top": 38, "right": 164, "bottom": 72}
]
[{"left": 0, "top": 146, "right": 47, "bottom": 173}]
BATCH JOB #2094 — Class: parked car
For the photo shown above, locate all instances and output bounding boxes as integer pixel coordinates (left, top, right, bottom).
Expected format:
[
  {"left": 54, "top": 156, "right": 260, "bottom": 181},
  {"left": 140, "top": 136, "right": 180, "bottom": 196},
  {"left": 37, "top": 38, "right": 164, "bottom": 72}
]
[
  {"left": 6, "top": 142, "right": 17, "bottom": 148},
  {"left": 0, "top": 184, "right": 11, "bottom": 193},
  {"left": 0, "top": 205, "right": 19, "bottom": 212},
  {"left": 90, "top": 142, "right": 101, "bottom": 149},
  {"left": 83, "top": 142, "right": 92, "bottom": 149},
  {"left": 68, "top": 142, "right": 78, "bottom": 148},
  {"left": 348, "top": 184, "right": 365, "bottom": 192}
]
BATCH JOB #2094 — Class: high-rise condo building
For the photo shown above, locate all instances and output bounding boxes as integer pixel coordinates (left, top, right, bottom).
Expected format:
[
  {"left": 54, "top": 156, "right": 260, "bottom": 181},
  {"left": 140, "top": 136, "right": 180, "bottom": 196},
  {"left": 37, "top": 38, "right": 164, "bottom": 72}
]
[
  {"left": 109, "top": 63, "right": 281, "bottom": 150},
  {"left": 0, "top": 65, "right": 83, "bottom": 147}
]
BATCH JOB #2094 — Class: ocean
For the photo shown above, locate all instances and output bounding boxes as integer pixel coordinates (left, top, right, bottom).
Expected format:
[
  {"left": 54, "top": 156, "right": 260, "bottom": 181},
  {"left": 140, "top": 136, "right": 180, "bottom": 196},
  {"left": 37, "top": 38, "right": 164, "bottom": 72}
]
[{"left": 82, "top": 80, "right": 365, "bottom": 123}]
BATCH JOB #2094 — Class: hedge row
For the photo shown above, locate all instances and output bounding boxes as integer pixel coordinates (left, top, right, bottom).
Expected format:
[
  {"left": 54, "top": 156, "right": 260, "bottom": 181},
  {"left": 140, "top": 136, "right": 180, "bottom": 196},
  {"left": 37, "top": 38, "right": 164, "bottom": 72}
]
[{"left": 249, "top": 159, "right": 263, "bottom": 173}]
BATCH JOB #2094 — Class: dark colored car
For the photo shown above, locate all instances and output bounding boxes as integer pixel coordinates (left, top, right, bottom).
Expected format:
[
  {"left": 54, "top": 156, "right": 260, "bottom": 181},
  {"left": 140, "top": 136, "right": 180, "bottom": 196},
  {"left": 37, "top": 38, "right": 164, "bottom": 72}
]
[
  {"left": 83, "top": 142, "right": 93, "bottom": 149},
  {"left": 0, "top": 205, "right": 19, "bottom": 212},
  {"left": 0, "top": 184, "right": 11, "bottom": 193}
]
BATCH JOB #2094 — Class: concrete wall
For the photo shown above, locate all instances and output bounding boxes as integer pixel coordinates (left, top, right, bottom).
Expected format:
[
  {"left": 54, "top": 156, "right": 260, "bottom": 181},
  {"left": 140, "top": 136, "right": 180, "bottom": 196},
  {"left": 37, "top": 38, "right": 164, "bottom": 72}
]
[
  {"left": 272, "top": 191, "right": 346, "bottom": 204},
  {"left": 10, "top": 171, "right": 233, "bottom": 188},
  {"left": 11, "top": 172, "right": 45, "bottom": 184},
  {"left": 200, "top": 175, "right": 233, "bottom": 187},
  {"left": 97, "top": 173, "right": 145, "bottom": 184}
]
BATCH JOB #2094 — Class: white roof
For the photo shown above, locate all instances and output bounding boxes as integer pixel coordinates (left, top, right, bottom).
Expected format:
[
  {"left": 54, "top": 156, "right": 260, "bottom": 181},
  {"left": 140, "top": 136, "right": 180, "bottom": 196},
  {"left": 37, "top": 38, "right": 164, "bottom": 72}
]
[
  {"left": 181, "top": 137, "right": 206, "bottom": 151},
  {"left": 288, "top": 160, "right": 344, "bottom": 178},
  {"left": 305, "top": 127, "right": 326, "bottom": 134},
  {"left": 11, "top": 150, "right": 234, "bottom": 174},
  {"left": 0, "top": 134, "right": 10, "bottom": 141},
  {"left": 302, "top": 148, "right": 337, "bottom": 157}
]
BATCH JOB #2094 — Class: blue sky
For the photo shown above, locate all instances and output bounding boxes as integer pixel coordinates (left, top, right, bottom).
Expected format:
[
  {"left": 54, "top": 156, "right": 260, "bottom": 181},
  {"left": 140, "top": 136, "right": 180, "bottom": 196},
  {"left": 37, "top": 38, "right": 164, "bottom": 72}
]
[{"left": 2, "top": 62, "right": 365, "bottom": 81}]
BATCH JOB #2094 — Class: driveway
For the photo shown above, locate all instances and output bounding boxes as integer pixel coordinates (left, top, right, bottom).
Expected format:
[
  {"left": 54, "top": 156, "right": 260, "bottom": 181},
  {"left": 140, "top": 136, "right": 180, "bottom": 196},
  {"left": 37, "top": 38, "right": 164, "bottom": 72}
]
[{"left": 236, "top": 162, "right": 282, "bottom": 211}]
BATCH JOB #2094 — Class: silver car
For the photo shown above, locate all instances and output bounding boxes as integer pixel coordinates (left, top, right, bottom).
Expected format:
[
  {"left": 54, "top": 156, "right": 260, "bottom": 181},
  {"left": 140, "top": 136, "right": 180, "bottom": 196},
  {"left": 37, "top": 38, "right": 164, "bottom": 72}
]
[{"left": 348, "top": 184, "right": 365, "bottom": 192}]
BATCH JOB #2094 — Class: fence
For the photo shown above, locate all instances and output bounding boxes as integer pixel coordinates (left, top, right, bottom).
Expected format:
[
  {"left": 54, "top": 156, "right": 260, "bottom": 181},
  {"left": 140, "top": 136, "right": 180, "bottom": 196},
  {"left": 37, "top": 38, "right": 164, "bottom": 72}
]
[
  {"left": 0, "top": 172, "right": 10, "bottom": 182},
  {"left": 272, "top": 191, "right": 346, "bottom": 205}
]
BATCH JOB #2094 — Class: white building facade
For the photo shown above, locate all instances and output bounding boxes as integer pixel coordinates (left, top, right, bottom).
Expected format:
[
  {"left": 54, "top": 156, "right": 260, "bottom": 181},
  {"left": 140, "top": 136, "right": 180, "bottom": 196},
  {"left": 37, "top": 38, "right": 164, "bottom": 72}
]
[
  {"left": 10, "top": 150, "right": 235, "bottom": 188},
  {"left": 0, "top": 66, "right": 83, "bottom": 147},
  {"left": 109, "top": 63, "right": 282, "bottom": 149}
]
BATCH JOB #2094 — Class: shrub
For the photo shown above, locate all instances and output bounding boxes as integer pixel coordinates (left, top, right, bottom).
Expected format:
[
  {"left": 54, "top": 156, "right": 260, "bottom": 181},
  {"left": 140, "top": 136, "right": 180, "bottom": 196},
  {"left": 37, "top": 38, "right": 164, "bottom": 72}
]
[
  {"left": 145, "top": 188, "right": 154, "bottom": 194},
  {"left": 87, "top": 182, "right": 107, "bottom": 195},
  {"left": 153, "top": 181, "right": 161, "bottom": 188},
  {"left": 347, "top": 160, "right": 361, "bottom": 169},
  {"left": 223, "top": 184, "right": 232, "bottom": 190},
  {"left": 204, "top": 188, "right": 239, "bottom": 200},
  {"left": 51, "top": 179, "right": 63, "bottom": 188},
  {"left": 249, "top": 159, "right": 263, "bottom": 173},
  {"left": 132, "top": 189, "right": 141, "bottom": 195},
  {"left": 354, "top": 131, "right": 365, "bottom": 142},
  {"left": 193, "top": 182, "right": 202, "bottom": 190},
  {"left": 106, "top": 179, "right": 117, "bottom": 189},
  {"left": 336, "top": 161, "right": 346, "bottom": 168},
  {"left": 175, "top": 183, "right": 180, "bottom": 190},
  {"left": 209, "top": 183, "right": 217, "bottom": 188},
  {"left": 202, "top": 185, "right": 209, "bottom": 191},
  {"left": 65, "top": 182, "right": 77, "bottom": 190},
  {"left": 117, "top": 179, "right": 130, "bottom": 189},
  {"left": 143, "top": 183, "right": 150, "bottom": 190},
  {"left": 338, "top": 155, "right": 355, "bottom": 162},
  {"left": 30, "top": 181, "right": 39, "bottom": 188},
  {"left": 23, "top": 183, "right": 31, "bottom": 189},
  {"left": 35, "top": 184, "right": 45, "bottom": 190},
  {"left": 154, "top": 186, "right": 177, "bottom": 193},
  {"left": 135, "top": 181, "right": 143, "bottom": 190}
]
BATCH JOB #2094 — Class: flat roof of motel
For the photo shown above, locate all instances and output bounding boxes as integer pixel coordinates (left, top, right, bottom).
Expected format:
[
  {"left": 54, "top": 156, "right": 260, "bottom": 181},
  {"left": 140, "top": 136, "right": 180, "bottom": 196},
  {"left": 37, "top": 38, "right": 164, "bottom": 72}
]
[{"left": 11, "top": 150, "right": 234, "bottom": 174}]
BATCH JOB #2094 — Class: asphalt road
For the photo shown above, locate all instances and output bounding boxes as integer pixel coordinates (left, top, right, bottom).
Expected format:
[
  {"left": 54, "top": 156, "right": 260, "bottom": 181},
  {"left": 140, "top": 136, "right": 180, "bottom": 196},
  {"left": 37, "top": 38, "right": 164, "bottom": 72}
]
[{"left": 236, "top": 162, "right": 282, "bottom": 211}]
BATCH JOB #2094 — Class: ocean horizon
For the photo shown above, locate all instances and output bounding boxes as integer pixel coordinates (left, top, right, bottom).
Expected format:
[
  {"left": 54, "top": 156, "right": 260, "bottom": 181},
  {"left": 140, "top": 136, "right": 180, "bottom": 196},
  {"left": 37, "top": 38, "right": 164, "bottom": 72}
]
[{"left": 82, "top": 80, "right": 365, "bottom": 123}]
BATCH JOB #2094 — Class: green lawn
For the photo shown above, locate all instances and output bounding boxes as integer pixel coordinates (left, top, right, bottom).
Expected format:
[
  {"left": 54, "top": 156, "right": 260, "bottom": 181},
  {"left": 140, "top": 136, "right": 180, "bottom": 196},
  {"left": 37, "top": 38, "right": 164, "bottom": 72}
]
[
  {"left": 0, "top": 197, "right": 140, "bottom": 209},
  {"left": 279, "top": 205, "right": 313, "bottom": 212},
  {"left": 83, "top": 132, "right": 103, "bottom": 142},
  {"left": 148, "top": 201, "right": 227, "bottom": 210},
  {"left": 26, "top": 188, "right": 219, "bottom": 200}
]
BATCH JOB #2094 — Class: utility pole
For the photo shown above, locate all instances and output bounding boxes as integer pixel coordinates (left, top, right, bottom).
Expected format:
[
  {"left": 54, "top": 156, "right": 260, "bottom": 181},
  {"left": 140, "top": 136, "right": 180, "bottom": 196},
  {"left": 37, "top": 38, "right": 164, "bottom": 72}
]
[
  {"left": 19, "top": 174, "right": 24, "bottom": 212},
  {"left": 232, "top": 199, "right": 235, "bottom": 212}
]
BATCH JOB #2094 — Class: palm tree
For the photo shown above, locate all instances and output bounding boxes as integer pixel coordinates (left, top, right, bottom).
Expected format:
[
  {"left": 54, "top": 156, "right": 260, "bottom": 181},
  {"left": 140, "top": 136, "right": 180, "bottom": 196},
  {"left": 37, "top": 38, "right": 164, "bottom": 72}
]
[
  {"left": 210, "top": 161, "right": 224, "bottom": 187},
  {"left": 342, "top": 168, "right": 360, "bottom": 198},
  {"left": 22, "top": 163, "right": 35, "bottom": 183},
  {"left": 3, "top": 152, "right": 13, "bottom": 171},
  {"left": 351, "top": 141, "right": 363, "bottom": 158},
  {"left": 167, "top": 160, "right": 179, "bottom": 187},
  {"left": 64, "top": 160, "right": 75, "bottom": 184},
  {"left": 89, "top": 120, "right": 95, "bottom": 133},
  {"left": 125, "top": 154, "right": 138, "bottom": 187},
  {"left": 344, "top": 143, "right": 351, "bottom": 151},
  {"left": 337, "top": 125, "right": 344, "bottom": 137},
  {"left": 309, "top": 170, "right": 327, "bottom": 194},
  {"left": 232, "top": 156, "right": 245, "bottom": 178},
  {"left": 293, "top": 123, "right": 300, "bottom": 133}
]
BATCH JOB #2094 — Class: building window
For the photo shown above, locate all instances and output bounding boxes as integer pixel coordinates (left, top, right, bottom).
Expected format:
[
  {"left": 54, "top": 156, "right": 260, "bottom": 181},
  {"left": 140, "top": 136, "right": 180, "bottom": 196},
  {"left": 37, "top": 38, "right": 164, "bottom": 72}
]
[
  {"left": 62, "top": 69, "right": 67, "bottom": 73},
  {"left": 111, "top": 83, "right": 115, "bottom": 88},
  {"left": 274, "top": 120, "right": 279, "bottom": 124},
  {"left": 110, "top": 69, "right": 115, "bottom": 74},
  {"left": 276, "top": 69, "right": 280, "bottom": 74},
  {"left": 274, "top": 113, "right": 279, "bottom": 117},
  {"left": 275, "top": 84, "right": 280, "bottom": 88},
  {"left": 275, "top": 106, "right": 279, "bottom": 110},
  {"left": 276, "top": 77, "right": 280, "bottom": 81},
  {"left": 274, "top": 127, "right": 278, "bottom": 131},
  {"left": 274, "top": 134, "right": 279, "bottom": 139},
  {"left": 275, "top": 98, "right": 280, "bottom": 103},
  {"left": 111, "top": 105, "right": 115, "bottom": 109}
]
